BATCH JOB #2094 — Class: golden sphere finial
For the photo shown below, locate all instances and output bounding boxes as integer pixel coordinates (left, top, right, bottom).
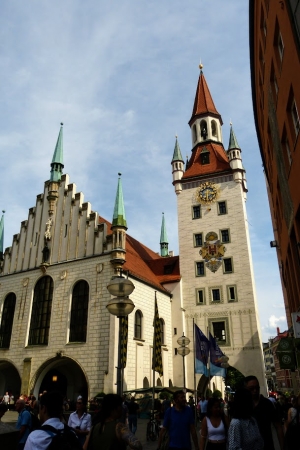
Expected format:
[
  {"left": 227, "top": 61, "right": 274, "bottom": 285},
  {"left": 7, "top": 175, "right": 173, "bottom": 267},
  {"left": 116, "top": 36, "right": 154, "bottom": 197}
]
[{"left": 199, "top": 61, "right": 203, "bottom": 70}]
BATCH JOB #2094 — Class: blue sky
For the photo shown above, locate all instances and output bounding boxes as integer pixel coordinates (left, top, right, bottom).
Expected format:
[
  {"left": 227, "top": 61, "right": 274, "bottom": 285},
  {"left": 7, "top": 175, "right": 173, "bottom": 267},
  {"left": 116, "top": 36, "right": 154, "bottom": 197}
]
[{"left": 0, "top": 0, "right": 287, "bottom": 341}]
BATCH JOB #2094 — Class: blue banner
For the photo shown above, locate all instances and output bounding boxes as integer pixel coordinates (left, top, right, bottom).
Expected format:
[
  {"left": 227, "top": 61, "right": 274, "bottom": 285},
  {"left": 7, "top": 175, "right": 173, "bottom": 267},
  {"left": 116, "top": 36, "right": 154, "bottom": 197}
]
[
  {"left": 209, "top": 332, "right": 226, "bottom": 377},
  {"left": 195, "top": 324, "right": 210, "bottom": 376}
]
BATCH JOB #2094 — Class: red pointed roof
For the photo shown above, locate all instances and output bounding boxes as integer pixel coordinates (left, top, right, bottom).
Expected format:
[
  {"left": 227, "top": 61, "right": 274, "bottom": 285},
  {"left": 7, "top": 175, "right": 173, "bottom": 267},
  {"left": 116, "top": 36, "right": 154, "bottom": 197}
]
[
  {"left": 189, "top": 71, "right": 222, "bottom": 125},
  {"left": 182, "top": 142, "right": 231, "bottom": 180},
  {"left": 98, "top": 216, "right": 181, "bottom": 291}
]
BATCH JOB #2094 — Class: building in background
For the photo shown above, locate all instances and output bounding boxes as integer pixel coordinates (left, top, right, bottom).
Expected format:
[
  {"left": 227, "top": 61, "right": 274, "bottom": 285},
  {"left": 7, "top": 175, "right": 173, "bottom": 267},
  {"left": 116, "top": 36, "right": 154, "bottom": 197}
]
[
  {"left": 0, "top": 66, "right": 267, "bottom": 399},
  {"left": 250, "top": 0, "right": 300, "bottom": 329}
]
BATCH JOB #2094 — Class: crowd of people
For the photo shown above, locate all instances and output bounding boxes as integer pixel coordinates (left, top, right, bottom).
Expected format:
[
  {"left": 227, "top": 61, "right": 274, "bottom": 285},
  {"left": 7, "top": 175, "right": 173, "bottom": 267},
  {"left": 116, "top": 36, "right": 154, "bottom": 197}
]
[{"left": 1, "top": 375, "right": 300, "bottom": 450}]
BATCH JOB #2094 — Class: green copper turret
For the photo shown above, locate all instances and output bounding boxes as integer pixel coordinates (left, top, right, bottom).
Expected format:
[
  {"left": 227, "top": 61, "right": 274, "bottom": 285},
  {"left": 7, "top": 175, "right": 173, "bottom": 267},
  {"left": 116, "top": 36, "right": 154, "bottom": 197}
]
[
  {"left": 112, "top": 174, "right": 127, "bottom": 228},
  {"left": 172, "top": 136, "right": 184, "bottom": 163},
  {"left": 50, "top": 123, "right": 64, "bottom": 182},
  {"left": 228, "top": 124, "right": 240, "bottom": 150},
  {"left": 160, "top": 212, "right": 169, "bottom": 257}
]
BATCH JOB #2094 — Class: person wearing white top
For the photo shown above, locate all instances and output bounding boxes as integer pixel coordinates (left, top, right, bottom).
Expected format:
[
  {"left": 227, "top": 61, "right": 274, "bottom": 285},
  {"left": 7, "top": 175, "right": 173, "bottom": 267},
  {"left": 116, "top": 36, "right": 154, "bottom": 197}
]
[
  {"left": 68, "top": 396, "right": 92, "bottom": 446},
  {"left": 24, "top": 391, "right": 81, "bottom": 450}
]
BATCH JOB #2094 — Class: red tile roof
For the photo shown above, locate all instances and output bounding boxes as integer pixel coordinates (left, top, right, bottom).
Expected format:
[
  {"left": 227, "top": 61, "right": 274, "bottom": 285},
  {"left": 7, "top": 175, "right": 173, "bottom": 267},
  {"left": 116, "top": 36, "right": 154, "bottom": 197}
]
[
  {"left": 183, "top": 142, "right": 231, "bottom": 180},
  {"left": 189, "top": 71, "right": 223, "bottom": 125},
  {"left": 98, "top": 216, "right": 180, "bottom": 292}
]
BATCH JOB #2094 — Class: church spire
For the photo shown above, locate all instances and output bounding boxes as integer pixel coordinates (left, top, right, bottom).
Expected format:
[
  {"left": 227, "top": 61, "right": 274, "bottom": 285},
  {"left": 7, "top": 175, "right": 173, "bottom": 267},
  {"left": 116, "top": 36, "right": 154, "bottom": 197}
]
[
  {"left": 110, "top": 174, "right": 127, "bottom": 275},
  {"left": 188, "top": 65, "right": 223, "bottom": 148},
  {"left": 50, "top": 123, "right": 64, "bottom": 182},
  {"left": 171, "top": 136, "right": 184, "bottom": 195},
  {"left": 228, "top": 123, "right": 241, "bottom": 150},
  {"left": 112, "top": 174, "right": 127, "bottom": 228},
  {"left": 172, "top": 136, "right": 184, "bottom": 163},
  {"left": 160, "top": 213, "right": 169, "bottom": 257},
  {"left": 0, "top": 211, "right": 5, "bottom": 259}
]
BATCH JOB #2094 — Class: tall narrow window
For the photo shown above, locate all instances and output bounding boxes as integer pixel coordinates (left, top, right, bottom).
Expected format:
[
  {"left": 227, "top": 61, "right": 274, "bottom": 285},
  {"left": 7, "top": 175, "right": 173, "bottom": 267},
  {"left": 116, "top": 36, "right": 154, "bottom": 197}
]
[
  {"left": 192, "top": 205, "right": 201, "bottom": 219},
  {"left": 29, "top": 276, "right": 53, "bottom": 346},
  {"left": 218, "top": 201, "right": 227, "bottom": 215},
  {"left": 194, "top": 233, "right": 203, "bottom": 247},
  {"left": 0, "top": 293, "right": 16, "bottom": 349},
  {"left": 196, "top": 262, "right": 205, "bottom": 277},
  {"left": 69, "top": 280, "right": 89, "bottom": 342},
  {"left": 134, "top": 310, "right": 142, "bottom": 339}
]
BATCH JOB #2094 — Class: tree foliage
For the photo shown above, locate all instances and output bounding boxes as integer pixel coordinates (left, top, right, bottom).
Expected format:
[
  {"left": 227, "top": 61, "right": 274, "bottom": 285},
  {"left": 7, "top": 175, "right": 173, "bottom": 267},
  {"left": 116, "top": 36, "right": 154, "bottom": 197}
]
[{"left": 224, "top": 366, "right": 245, "bottom": 391}]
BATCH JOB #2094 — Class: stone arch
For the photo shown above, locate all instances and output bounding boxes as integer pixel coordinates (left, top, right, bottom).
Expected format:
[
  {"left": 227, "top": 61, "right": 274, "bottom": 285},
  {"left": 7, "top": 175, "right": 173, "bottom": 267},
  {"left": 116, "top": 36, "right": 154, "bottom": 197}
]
[
  {"left": 0, "top": 359, "right": 21, "bottom": 398},
  {"left": 143, "top": 377, "right": 149, "bottom": 388},
  {"left": 197, "top": 374, "right": 209, "bottom": 395},
  {"left": 211, "top": 120, "right": 218, "bottom": 139},
  {"left": 156, "top": 378, "right": 162, "bottom": 387},
  {"left": 169, "top": 379, "right": 173, "bottom": 387},
  {"left": 29, "top": 356, "right": 89, "bottom": 402}
]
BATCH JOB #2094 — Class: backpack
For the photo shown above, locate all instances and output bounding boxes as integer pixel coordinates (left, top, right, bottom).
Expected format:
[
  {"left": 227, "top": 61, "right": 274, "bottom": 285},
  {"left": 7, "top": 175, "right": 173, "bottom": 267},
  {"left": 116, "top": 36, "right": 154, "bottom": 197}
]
[{"left": 42, "top": 424, "right": 83, "bottom": 450}]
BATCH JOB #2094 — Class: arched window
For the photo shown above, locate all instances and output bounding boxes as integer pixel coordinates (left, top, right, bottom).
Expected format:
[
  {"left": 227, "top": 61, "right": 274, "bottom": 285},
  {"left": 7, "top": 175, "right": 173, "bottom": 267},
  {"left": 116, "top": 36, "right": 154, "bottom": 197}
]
[
  {"left": 157, "top": 378, "right": 162, "bottom": 386},
  {"left": 211, "top": 120, "right": 218, "bottom": 138},
  {"left": 193, "top": 124, "right": 197, "bottom": 142},
  {"left": 69, "top": 280, "right": 89, "bottom": 342},
  {"left": 0, "top": 293, "right": 16, "bottom": 348},
  {"left": 200, "top": 120, "right": 208, "bottom": 140},
  {"left": 143, "top": 377, "right": 149, "bottom": 388},
  {"left": 134, "top": 310, "right": 142, "bottom": 339},
  {"left": 160, "top": 318, "right": 165, "bottom": 345},
  {"left": 169, "top": 379, "right": 173, "bottom": 387},
  {"left": 29, "top": 276, "right": 53, "bottom": 346}
]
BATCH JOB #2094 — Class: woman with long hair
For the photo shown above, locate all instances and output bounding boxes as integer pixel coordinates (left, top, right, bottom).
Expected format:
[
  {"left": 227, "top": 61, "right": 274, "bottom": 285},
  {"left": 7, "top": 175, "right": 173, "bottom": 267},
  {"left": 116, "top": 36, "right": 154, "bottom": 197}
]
[
  {"left": 200, "top": 398, "right": 229, "bottom": 450},
  {"left": 227, "top": 388, "right": 263, "bottom": 450},
  {"left": 83, "top": 394, "right": 142, "bottom": 450}
]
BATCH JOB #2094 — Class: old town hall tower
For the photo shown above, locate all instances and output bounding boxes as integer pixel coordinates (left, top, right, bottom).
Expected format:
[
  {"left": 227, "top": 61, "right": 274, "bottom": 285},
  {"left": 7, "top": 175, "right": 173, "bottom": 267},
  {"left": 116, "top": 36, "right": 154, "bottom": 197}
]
[{"left": 172, "top": 66, "right": 265, "bottom": 392}]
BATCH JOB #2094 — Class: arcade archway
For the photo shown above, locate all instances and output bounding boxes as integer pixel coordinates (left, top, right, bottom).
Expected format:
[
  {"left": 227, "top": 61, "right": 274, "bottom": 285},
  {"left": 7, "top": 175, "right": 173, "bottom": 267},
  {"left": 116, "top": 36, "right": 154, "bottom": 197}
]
[
  {"left": 0, "top": 360, "right": 21, "bottom": 398},
  {"left": 30, "top": 356, "right": 88, "bottom": 403}
]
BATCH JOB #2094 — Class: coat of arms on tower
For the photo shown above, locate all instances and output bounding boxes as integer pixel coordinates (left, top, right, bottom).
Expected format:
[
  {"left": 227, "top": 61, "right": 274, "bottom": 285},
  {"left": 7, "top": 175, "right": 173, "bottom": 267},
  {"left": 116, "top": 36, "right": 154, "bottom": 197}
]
[{"left": 199, "top": 231, "right": 226, "bottom": 273}]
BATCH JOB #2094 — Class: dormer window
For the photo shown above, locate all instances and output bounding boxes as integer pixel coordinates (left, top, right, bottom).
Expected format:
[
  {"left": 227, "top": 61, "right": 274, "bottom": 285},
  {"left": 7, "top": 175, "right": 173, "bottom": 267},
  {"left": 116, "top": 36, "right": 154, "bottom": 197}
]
[
  {"left": 200, "top": 120, "right": 208, "bottom": 141},
  {"left": 200, "top": 147, "right": 210, "bottom": 165}
]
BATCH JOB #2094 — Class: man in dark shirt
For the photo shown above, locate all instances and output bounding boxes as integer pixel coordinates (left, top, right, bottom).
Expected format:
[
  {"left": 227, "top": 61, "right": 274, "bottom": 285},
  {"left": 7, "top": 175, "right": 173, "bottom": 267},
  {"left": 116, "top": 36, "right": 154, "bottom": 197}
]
[
  {"left": 127, "top": 397, "right": 140, "bottom": 434},
  {"left": 158, "top": 390, "right": 199, "bottom": 450},
  {"left": 245, "top": 376, "right": 284, "bottom": 450}
]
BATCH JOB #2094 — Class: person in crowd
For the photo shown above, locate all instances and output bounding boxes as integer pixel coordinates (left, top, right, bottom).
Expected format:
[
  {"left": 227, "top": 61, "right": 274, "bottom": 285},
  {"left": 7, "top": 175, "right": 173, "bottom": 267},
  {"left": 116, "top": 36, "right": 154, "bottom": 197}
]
[
  {"left": 276, "top": 393, "right": 290, "bottom": 428},
  {"left": 199, "top": 396, "right": 208, "bottom": 421},
  {"left": 200, "top": 397, "right": 229, "bottom": 450},
  {"left": 9, "top": 393, "right": 15, "bottom": 411},
  {"left": 127, "top": 397, "right": 140, "bottom": 435},
  {"left": 24, "top": 390, "right": 81, "bottom": 450},
  {"left": 284, "top": 394, "right": 300, "bottom": 450},
  {"left": 120, "top": 395, "right": 128, "bottom": 424},
  {"left": 0, "top": 403, "right": 8, "bottom": 421},
  {"left": 158, "top": 389, "right": 199, "bottom": 450},
  {"left": 15, "top": 399, "right": 32, "bottom": 450},
  {"left": 3, "top": 391, "right": 9, "bottom": 406},
  {"left": 68, "top": 395, "right": 92, "bottom": 447},
  {"left": 227, "top": 388, "right": 263, "bottom": 450},
  {"left": 83, "top": 393, "right": 142, "bottom": 450},
  {"left": 161, "top": 395, "right": 171, "bottom": 419},
  {"left": 244, "top": 375, "right": 284, "bottom": 450}
]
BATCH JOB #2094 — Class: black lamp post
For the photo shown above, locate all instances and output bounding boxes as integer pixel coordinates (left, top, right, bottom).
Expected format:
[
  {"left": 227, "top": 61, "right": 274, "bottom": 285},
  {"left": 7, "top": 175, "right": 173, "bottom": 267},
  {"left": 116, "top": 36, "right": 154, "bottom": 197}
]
[{"left": 107, "top": 274, "right": 135, "bottom": 396}]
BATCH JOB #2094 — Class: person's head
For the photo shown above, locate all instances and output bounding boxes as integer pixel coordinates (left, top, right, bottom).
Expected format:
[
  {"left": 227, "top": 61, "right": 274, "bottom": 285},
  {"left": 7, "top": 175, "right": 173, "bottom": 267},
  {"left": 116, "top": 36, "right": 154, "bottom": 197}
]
[
  {"left": 76, "top": 396, "right": 87, "bottom": 412},
  {"left": 130, "top": 397, "right": 135, "bottom": 403},
  {"left": 15, "top": 399, "right": 25, "bottom": 413},
  {"left": 0, "top": 403, "right": 8, "bottom": 419},
  {"left": 207, "top": 398, "right": 222, "bottom": 418},
  {"left": 173, "top": 390, "right": 186, "bottom": 409},
  {"left": 278, "top": 393, "right": 286, "bottom": 405},
  {"left": 244, "top": 375, "right": 260, "bottom": 401},
  {"left": 100, "top": 394, "right": 123, "bottom": 422},
  {"left": 39, "top": 391, "right": 64, "bottom": 423},
  {"left": 232, "top": 388, "right": 253, "bottom": 419}
]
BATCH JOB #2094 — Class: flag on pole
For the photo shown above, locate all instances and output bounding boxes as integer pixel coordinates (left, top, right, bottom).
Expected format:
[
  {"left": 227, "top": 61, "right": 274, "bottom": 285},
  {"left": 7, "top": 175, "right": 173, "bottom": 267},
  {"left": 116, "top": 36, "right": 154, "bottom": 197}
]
[
  {"left": 209, "top": 332, "right": 227, "bottom": 377},
  {"left": 195, "top": 324, "right": 210, "bottom": 376},
  {"left": 152, "top": 295, "right": 163, "bottom": 376},
  {"left": 120, "top": 316, "right": 128, "bottom": 368}
]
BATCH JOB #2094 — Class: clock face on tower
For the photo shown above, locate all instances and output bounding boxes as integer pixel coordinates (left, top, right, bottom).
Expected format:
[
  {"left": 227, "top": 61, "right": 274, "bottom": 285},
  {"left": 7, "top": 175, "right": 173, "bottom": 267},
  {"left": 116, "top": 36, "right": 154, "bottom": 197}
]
[{"left": 196, "top": 182, "right": 220, "bottom": 205}]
